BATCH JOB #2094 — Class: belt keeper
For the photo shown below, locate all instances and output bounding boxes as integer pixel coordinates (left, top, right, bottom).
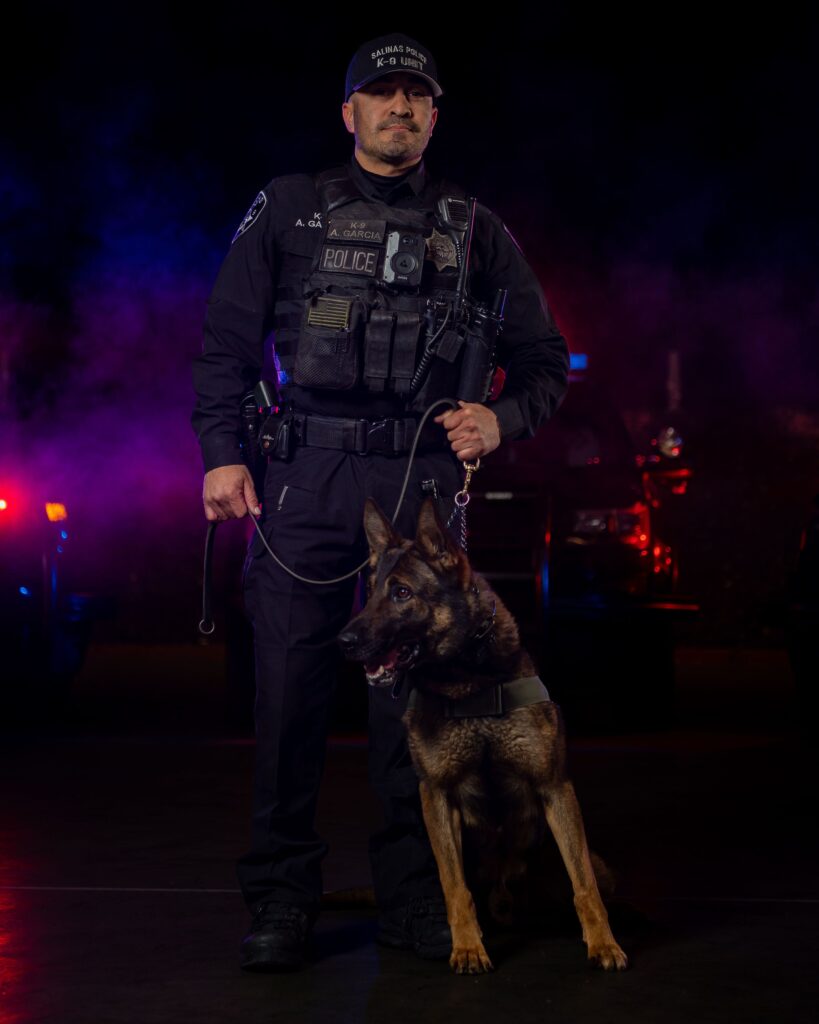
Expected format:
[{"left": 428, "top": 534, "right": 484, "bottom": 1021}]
[{"left": 354, "top": 419, "right": 369, "bottom": 453}]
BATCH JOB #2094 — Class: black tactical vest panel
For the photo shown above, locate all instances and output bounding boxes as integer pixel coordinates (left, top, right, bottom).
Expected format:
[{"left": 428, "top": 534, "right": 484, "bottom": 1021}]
[{"left": 270, "top": 164, "right": 469, "bottom": 415}]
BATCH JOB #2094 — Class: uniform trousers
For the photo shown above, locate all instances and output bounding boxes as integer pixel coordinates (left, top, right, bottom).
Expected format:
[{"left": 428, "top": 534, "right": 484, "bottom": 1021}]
[{"left": 237, "top": 442, "right": 464, "bottom": 917}]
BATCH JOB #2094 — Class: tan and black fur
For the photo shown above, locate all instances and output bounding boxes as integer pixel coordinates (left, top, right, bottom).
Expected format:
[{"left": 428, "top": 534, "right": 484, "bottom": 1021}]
[{"left": 339, "top": 497, "right": 628, "bottom": 974}]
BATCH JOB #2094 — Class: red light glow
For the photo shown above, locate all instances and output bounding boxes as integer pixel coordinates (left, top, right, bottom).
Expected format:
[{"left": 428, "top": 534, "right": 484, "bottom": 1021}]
[{"left": 619, "top": 503, "right": 651, "bottom": 549}]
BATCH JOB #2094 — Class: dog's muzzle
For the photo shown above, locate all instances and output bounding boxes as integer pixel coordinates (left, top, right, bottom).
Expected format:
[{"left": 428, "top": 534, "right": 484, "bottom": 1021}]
[
  {"left": 337, "top": 631, "right": 420, "bottom": 688},
  {"left": 363, "top": 642, "right": 420, "bottom": 688}
]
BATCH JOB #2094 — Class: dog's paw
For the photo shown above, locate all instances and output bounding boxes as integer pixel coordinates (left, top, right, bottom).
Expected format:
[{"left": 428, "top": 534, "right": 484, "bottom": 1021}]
[
  {"left": 587, "top": 940, "right": 628, "bottom": 970},
  {"left": 450, "top": 943, "right": 494, "bottom": 974}
]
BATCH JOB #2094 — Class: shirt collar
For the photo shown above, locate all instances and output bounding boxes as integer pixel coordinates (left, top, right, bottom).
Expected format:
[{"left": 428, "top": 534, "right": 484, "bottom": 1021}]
[{"left": 349, "top": 153, "right": 427, "bottom": 199}]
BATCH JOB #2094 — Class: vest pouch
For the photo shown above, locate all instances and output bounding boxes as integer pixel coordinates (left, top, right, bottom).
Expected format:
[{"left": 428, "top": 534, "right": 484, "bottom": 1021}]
[
  {"left": 363, "top": 309, "right": 423, "bottom": 394},
  {"left": 293, "top": 292, "right": 364, "bottom": 390}
]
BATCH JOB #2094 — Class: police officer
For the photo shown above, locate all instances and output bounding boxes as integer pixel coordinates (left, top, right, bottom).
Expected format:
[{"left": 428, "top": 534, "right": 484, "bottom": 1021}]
[{"left": 191, "top": 32, "right": 570, "bottom": 971}]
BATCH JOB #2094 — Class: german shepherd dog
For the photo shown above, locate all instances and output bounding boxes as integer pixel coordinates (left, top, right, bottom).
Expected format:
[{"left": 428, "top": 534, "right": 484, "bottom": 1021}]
[{"left": 339, "top": 497, "right": 628, "bottom": 974}]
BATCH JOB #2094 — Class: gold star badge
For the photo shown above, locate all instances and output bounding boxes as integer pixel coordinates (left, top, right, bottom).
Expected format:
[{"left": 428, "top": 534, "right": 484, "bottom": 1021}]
[{"left": 425, "top": 229, "right": 458, "bottom": 271}]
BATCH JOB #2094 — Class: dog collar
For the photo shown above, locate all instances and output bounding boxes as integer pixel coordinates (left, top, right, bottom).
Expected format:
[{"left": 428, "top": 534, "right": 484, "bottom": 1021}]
[{"left": 406, "top": 675, "right": 551, "bottom": 719}]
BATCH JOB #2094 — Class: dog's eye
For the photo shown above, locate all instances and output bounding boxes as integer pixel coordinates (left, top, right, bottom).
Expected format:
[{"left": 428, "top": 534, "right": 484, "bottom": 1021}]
[{"left": 392, "top": 584, "right": 413, "bottom": 602}]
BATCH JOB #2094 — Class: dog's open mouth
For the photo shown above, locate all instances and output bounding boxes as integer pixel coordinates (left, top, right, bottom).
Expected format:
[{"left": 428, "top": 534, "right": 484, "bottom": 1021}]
[{"left": 364, "top": 643, "right": 420, "bottom": 687}]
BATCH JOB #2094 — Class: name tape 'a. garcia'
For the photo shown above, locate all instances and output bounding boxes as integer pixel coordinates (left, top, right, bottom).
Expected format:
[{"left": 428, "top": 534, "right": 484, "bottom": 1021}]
[{"left": 326, "top": 219, "right": 386, "bottom": 244}]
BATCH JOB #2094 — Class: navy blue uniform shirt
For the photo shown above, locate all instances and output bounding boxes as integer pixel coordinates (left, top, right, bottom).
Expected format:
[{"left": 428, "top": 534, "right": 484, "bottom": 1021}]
[{"left": 191, "top": 155, "right": 570, "bottom": 473}]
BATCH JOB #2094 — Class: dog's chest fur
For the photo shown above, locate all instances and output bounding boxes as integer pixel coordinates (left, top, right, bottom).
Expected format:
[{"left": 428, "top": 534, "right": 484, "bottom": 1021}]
[{"left": 404, "top": 702, "right": 563, "bottom": 828}]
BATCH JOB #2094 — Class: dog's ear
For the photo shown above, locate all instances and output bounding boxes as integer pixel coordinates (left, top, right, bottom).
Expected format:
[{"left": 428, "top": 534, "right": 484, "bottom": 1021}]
[
  {"left": 415, "top": 496, "right": 463, "bottom": 571},
  {"left": 363, "top": 497, "right": 401, "bottom": 555}
]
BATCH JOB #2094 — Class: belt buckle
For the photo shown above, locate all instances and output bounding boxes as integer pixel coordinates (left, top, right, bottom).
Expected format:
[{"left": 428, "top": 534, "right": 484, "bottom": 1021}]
[{"left": 365, "top": 418, "right": 395, "bottom": 454}]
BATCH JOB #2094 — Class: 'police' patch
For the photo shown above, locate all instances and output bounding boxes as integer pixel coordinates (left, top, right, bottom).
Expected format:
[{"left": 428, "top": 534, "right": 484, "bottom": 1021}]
[
  {"left": 320, "top": 245, "right": 379, "bottom": 276},
  {"left": 231, "top": 190, "right": 267, "bottom": 245}
]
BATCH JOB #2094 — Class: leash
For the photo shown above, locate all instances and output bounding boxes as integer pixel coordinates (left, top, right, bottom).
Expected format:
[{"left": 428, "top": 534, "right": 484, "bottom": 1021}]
[
  {"left": 445, "top": 456, "right": 479, "bottom": 553},
  {"left": 198, "top": 520, "right": 218, "bottom": 635},
  {"left": 198, "top": 398, "right": 481, "bottom": 634}
]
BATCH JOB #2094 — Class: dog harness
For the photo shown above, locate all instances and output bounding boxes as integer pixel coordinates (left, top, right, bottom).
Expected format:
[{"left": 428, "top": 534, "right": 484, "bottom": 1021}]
[{"left": 406, "top": 675, "right": 551, "bottom": 719}]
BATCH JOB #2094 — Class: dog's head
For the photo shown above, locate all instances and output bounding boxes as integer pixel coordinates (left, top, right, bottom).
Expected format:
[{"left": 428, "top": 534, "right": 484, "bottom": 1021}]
[{"left": 337, "top": 497, "right": 485, "bottom": 688}]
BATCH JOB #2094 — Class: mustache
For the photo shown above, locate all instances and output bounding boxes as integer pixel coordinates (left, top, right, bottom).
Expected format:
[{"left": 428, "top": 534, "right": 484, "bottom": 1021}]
[{"left": 381, "top": 120, "right": 417, "bottom": 131}]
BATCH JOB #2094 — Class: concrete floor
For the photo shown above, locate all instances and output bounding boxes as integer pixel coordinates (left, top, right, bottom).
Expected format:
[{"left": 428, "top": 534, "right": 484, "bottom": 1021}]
[{"left": 1, "top": 643, "right": 816, "bottom": 1023}]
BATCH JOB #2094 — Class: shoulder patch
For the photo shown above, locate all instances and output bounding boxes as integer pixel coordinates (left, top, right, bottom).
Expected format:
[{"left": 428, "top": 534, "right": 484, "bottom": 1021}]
[{"left": 231, "top": 190, "right": 267, "bottom": 245}]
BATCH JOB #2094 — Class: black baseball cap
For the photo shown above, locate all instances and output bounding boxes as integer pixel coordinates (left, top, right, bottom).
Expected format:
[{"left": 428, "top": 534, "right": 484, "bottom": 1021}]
[{"left": 344, "top": 33, "right": 443, "bottom": 102}]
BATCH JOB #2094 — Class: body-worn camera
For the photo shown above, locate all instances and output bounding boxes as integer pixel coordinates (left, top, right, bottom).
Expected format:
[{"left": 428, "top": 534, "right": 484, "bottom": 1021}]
[{"left": 382, "top": 230, "right": 426, "bottom": 288}]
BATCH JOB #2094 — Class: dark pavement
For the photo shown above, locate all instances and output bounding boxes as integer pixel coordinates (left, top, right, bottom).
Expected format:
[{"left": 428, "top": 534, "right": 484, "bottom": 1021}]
[{"left": 0, "top": 643, "right": 816, "bottom": 1023}]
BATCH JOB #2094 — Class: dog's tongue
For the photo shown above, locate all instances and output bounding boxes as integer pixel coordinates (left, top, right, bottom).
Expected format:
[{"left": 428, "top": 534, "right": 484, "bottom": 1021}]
[{"left": 365, "top": 649, "right": 399, "bottom": 674}]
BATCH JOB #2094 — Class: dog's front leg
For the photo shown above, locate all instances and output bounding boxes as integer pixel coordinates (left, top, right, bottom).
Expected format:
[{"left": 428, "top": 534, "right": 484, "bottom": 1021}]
[
  {"left": 542, "top": 781, "right": 628, "bottom": 970},
  {"left": 419, "top": 780, "right": 493, "bottom": 973}
]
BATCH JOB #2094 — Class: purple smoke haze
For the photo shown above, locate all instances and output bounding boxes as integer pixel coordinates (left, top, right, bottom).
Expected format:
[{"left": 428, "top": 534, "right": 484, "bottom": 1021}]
[{"left": 2, "top": 9, "right": 816, "bottom": 642}]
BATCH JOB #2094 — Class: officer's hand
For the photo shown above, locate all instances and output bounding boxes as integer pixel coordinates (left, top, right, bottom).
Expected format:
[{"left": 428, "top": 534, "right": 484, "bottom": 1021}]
[
  {"left": 433, "top": 401, "right": 501, "bottom": 461},
  {"left": 203, "top": 465, "right": 262, "bottom": 522}
]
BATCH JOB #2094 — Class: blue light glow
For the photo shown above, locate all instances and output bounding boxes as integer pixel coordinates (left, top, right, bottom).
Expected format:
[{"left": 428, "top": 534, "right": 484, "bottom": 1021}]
[
  {"left": 570, "top": 353, "right": 588, "bottom": 370},
  {"left": 19, "top": 586, "right": 31, "bottom": 596},
  {"left": 541, "top": 557, "right": 550, "bottom": 605}
]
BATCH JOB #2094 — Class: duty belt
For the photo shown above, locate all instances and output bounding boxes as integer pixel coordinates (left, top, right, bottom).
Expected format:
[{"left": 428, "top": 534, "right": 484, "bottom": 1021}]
[{"left": 279, "top": 413, "right": 438, "bottom": 455}]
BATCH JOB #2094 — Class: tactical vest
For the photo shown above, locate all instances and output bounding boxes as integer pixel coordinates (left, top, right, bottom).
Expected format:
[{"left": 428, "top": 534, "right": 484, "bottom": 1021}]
[{"left": 270, "top": 164, "right": 471, "bottom": 415}]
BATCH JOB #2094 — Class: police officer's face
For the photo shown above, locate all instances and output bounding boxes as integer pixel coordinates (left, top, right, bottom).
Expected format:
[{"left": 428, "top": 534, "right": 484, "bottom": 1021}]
[{"left": 342, "top": 72, "right": 438, "bottom": 171}]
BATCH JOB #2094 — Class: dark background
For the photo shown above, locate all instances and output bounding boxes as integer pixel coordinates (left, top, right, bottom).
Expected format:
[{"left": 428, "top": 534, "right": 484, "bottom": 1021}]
[
  {"left": 2, "top": 12, "right": 818, "bottom": 1019},
  {"left": 3, "top": 4, "right": 817, "bottom": 646}
]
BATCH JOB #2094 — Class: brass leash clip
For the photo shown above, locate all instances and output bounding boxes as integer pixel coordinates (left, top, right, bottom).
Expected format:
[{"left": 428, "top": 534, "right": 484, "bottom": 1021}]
[{"left": 454, "top": 457, "right": 480, "bottom": 508}]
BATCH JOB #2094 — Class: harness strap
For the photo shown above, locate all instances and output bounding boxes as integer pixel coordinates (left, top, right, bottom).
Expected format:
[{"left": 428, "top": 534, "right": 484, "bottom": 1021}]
[{"left": 406, "top": 675, "right": 550, "bottom": 719}]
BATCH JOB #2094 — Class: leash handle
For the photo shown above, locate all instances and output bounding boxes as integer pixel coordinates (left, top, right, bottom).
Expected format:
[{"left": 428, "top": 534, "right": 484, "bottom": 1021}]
[{"left": 198, "top": 521, "right": 217, "bottom": 635}]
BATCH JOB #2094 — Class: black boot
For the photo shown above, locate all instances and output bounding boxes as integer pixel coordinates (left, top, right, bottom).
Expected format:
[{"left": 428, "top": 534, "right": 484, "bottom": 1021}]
[
  {"left": 377, "top": 896, "right": 452, "bottom": 960},
  {"left": 240, "top": 901, "right": 314, "bottom": 972}
]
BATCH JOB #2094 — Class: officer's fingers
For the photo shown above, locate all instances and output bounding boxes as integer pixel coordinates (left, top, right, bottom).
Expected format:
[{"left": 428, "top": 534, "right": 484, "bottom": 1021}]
[
  {"left": 210, "top": 493, "right": 237, "bottom": 519},
  {"left": 454, "top": 443, "right": 480, "bottom": 461},
  {"left": 208, "top": 483, "right": 244, "bottom": 519},
  {"left": 457, "top": 400, "right": 481, "bottom": 419},
  {"left": 439, "top": 410, "right": 465, "bottom": 429},
  {"left": 204, "top": 485, "right": 233, "bottom": 518},
  {"left": 204, "top": 499, "right": 227, "bottom": 522},
  {"left": 242, "top": 476, "right": 262, "bottom": 517},
  {"left": 225, "top": 489, "right": 250, "bottom": 518},
  {"left": 448, "top": 421, "right": 479, "bottom": 442},
  {"left": 454, "top": 413, "right": 479, "bottom": 434},
  {"left": 451, "top": 433, "right": 478, "bottom": 453}
]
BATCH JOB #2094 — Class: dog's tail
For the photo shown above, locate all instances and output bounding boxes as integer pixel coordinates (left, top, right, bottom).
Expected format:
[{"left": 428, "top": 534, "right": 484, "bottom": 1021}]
[{"left": 321, "top": 886, "right": 377, "bottom": 908}]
